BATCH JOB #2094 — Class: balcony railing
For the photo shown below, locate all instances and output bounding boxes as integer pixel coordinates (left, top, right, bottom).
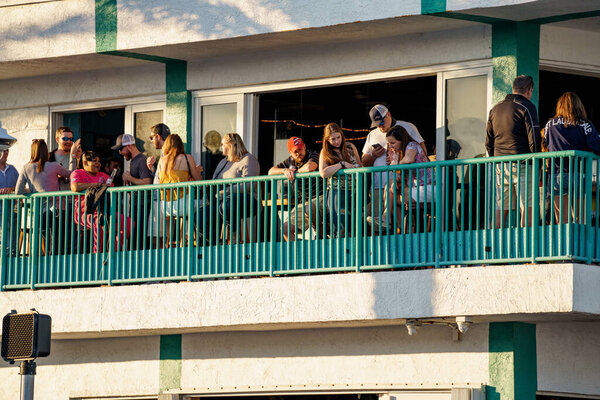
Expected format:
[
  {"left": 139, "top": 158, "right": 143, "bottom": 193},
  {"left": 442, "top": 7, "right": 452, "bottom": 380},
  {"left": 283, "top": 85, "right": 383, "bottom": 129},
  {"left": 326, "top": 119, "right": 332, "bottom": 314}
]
[{"left": 1, "top": 151, "right": 599, "bottom": 290}]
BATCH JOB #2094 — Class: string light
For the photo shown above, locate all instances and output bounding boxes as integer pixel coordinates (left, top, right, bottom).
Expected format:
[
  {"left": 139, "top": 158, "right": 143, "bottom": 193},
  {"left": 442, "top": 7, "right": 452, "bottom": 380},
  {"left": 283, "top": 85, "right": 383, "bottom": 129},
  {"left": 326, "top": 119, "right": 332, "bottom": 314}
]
[{"left": 260, "top": 119, "right": 370, "bottom": 141}]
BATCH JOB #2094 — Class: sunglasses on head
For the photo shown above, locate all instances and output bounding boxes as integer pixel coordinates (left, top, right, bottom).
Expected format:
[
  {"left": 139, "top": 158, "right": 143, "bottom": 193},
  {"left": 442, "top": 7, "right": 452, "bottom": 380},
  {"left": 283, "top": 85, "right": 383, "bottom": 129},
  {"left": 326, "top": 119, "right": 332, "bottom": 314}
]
[{"left": 61, "top": 137, "right": 74, "bottom": 141}]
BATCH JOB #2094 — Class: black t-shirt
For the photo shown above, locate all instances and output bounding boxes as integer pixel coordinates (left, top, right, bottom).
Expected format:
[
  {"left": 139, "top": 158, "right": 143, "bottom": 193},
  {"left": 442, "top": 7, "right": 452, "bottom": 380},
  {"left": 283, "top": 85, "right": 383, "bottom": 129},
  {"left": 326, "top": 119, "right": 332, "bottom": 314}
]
[
  {"left": 276, "top": 150, "right": 319, "bottom": 202},
  {"left": 130, "top": 153, "right": 153, "bottom": 180},
  {"left": 129, "top": 153, "right": 153, "bottom": 218}
]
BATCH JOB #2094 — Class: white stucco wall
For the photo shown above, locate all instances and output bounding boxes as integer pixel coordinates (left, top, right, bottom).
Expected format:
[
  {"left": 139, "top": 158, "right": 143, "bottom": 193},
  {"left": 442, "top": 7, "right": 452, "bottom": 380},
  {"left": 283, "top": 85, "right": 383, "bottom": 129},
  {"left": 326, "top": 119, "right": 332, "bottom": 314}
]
[
  {"left": 181, "top": 324, "right": 489, "bottom": 390},
  {"left": 0, "top": 106, "right": 49, "bottom": 171},
  {"left": 537, "top": 321, "right": 600, "bottom": 396},
  {"left": 0, "top": 336, "right": 160, "bottom": 400},
  {"left": 187, "top": 25, "right": 490, "bottom": 91},
  {"left": 540, "top": 25, "right": 600, "bottom": 72},
  {"left": 0, "top": 64, "right": 165, "bottom": 111},
  {"left": 1, "top": 264, "right": 598, "bottom": 339},
  {"left": 0, "top": 0, "right": 95, "bottom": 62}
]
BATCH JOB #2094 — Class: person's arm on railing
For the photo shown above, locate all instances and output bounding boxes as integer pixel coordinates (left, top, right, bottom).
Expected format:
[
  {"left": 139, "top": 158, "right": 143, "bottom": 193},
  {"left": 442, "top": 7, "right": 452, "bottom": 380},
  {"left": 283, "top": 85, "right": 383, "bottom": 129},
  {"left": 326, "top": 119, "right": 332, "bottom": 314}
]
[
  {"left": 71, "top": 181, "right": 101, "bottom": 192},
  {"left": 319, "top": 151, "right": 344, "bottom": 178}
]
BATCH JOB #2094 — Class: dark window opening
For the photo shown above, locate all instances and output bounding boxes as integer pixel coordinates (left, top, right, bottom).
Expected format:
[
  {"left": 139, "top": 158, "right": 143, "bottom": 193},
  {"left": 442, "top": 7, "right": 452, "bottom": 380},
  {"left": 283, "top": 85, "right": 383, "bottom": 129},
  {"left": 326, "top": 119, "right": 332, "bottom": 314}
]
[
  {"left": 539, "top": 70, "right": 600, "bottom": 128},
  {"left": 62, "top": 108, "right": 125, "bottom": 162},
  {"left": 257, "top": 77, "right": 437, "bottom": 174}
]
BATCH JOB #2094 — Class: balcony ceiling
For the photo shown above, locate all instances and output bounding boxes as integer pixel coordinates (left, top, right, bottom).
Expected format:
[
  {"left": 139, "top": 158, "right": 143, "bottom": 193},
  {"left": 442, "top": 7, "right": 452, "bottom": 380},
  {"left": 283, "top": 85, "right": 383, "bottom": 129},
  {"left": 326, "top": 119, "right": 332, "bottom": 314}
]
[{"left": 0, "top": 0, "right": 599, "bottom": 81}]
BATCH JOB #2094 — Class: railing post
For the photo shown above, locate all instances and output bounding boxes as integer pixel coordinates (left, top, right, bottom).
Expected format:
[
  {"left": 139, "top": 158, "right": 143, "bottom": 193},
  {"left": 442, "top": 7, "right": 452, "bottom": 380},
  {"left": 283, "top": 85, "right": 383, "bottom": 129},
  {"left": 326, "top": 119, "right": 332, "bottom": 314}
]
[
  {"left": 29, "top": 198, "right": 39, "bottom": 290},
  {"left": 107, "top": 190, "right": 116, "bottom": 285},
  {"left": 0, "top": 197, "right": 7, "bottom": 291},
  {"left": 355, "top": 172, "right": 363, "bottom": 272},
  {"left": 531, "top": 158, "right": 539, "bottom": 263},
  {"left": 585, "top": 154, "right": 593, "bottom": 264},
  {"left": 434, "top": 163, "right": 443, "bottom": 268},
  {"left": 269, "top": 179, "right": 278, "bottom": 276}
]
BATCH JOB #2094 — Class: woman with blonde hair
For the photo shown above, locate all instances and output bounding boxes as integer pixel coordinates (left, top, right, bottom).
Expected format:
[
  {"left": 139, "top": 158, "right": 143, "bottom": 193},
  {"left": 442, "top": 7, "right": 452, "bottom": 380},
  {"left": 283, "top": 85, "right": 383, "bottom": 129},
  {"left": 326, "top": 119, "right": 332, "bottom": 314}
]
[
  {"left": 319, "top": 123, "right": 362, "bottom": 237},
  {"left": 211, "top": 133, "right": 260, "bottom": 233},
  {"left": 157, "top": 134, "right": 203, "bottom": 245},
  {"left": 544, "top": 92, "right": 600, "bottom": 222}
]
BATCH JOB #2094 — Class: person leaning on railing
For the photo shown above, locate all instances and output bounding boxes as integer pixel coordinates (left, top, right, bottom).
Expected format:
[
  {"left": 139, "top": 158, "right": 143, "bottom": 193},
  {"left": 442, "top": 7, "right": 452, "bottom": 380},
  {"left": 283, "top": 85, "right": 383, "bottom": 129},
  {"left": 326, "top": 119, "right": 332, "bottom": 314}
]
[
  {"left": 319, "top": 123, "right": 362, "bottom": 238},
  {"left": 367, "top": 125, "right": 433, "bottom": 232},
  {"left": 70, "top": 151, "right": 133, "bottom": 253},
  {"left": 268, "top": 136, "right": 319, "bottom": 241},
  {"left": 157, "top": 134, "right": 203, "bottom": 247},
  {"left": 543, "top": 92, "right": 600, "bottom": 224}
]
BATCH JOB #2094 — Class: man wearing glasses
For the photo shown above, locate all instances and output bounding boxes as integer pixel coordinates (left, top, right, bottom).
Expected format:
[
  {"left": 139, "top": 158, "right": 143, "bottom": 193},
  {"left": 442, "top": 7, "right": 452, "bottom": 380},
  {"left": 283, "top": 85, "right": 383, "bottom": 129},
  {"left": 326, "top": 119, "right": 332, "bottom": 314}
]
[
  {"left": 50, "top": 126, "right": 82, "bottom": 253},
  {"left": 51, "top": 126, "right": 81, "bottom": 183}
]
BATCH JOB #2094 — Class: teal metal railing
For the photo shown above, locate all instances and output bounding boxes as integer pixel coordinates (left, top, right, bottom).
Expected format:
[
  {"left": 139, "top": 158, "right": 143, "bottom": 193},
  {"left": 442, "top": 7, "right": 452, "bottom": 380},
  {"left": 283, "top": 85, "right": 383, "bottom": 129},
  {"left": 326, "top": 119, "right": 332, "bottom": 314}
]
[{"left": 1, "top": 151, "right": 599, "bottom": 290}]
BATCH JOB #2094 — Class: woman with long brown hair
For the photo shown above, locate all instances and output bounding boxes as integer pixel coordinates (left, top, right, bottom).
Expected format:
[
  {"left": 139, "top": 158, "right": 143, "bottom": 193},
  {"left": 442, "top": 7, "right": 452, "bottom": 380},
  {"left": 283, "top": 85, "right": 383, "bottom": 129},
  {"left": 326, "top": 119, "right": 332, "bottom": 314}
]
[
  {"left": 15, "top": 139, "right": 78, "bottom": 253},
  {"left": 15, "top": 139, "right": 77, "bottom": 196},
  {"left": 318, "top": 123, "right": 361, "bottom": 237},
  {"left": 544, "top": 92, "right": 600, "bottom": 222}
]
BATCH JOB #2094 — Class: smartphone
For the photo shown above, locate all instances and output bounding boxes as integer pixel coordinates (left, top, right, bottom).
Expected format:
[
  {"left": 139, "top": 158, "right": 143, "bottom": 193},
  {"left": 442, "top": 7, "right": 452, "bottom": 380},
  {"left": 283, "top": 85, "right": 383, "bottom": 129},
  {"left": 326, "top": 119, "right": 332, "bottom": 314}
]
[{"left": 373, "top": 143, "right": 382, "bottom": 150}]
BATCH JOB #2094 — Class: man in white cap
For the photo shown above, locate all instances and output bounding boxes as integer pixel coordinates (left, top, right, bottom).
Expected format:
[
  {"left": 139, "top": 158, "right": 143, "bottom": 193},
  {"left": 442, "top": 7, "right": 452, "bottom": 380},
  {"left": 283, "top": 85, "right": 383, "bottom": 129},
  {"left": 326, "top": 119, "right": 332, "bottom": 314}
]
[
  {"left": 112, "top": 134, "right": 153, "bottom": 186},
  {"left": 362, "top": 104, "right": 427, "bottom": 223}
]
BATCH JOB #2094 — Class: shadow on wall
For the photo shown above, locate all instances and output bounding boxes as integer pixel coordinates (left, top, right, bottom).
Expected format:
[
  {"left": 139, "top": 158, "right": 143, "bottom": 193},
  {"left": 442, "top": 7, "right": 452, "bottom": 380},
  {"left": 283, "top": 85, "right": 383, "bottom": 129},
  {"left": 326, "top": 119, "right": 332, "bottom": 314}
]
[{"left": 0, "top": 336, "right": 160, "bottom": 369}]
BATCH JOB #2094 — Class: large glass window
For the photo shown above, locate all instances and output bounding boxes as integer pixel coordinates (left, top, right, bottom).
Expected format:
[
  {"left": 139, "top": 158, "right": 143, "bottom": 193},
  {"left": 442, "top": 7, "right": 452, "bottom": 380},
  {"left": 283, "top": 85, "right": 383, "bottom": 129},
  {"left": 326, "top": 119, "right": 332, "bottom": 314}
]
[
  {"left": 445, "top": 75, "right": 488, "bottom": 160},
  {"left": 194, "top": 95, "right": 245, "bottom": 179}
]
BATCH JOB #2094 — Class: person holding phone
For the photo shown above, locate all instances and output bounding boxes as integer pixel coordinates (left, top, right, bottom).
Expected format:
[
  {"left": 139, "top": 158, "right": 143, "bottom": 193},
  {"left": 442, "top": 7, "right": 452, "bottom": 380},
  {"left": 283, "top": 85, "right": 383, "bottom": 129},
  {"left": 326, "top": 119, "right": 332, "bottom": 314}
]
[{"left": 362, "top": 104, "right": 427, "bottom": 228}]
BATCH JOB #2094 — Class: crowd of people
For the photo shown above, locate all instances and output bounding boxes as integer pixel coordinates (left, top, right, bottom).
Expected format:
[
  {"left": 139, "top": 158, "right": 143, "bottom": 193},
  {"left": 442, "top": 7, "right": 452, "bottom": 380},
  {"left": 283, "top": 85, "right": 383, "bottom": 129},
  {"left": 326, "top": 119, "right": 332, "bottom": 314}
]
[{"left": 1, "top": 74, "right": 600, "bottom": 253}]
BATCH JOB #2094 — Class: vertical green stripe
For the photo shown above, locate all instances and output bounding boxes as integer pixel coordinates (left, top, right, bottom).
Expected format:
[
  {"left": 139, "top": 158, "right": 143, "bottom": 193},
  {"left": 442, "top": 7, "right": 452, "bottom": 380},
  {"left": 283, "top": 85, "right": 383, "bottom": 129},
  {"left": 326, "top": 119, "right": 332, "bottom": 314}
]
[
  {"left": 492, "top": 22, "right": 540, "bottom": 106},
  {"left": 421, "top": 0, "right": 446, "bottom": 14},
  {"left": 166, "top": 61, "right": 192, "bottom": 151},
  {"left": 95, "top": 0, "right": 117, "bottom": 52},
  {"left": 159, "top": 334, "right": 182, "bottom": 394},
  {"left": 488, "top": 322, "right": 537, "bottom": 400}
]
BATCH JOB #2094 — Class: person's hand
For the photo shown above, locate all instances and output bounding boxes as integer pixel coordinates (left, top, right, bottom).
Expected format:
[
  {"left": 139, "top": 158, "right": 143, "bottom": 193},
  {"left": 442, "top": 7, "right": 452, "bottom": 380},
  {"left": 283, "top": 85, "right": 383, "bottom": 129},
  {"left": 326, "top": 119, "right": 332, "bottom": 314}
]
[
  {"left": 371, "top": 145, "right": 386, "bottom": 158},
  {"left": 122, "top": 171, "right": 132, "bottom": 183},
  {"left": 388, "top": 147, "right": 399, "bottom": 165},
  {"left": 146, "top": 156, "right": 156, "bottom": 172},
  {"left": 196, "top": 164, "right": 204, "bottom": 174},
  {"left": 283, "top": 167, "right": 296, "bottom": 181},
  {"left": 71, "top": 139, "right": 83, "bottom": 159},
  {"left": 0, "top": 187, "right": 13, "bottom": 195}
]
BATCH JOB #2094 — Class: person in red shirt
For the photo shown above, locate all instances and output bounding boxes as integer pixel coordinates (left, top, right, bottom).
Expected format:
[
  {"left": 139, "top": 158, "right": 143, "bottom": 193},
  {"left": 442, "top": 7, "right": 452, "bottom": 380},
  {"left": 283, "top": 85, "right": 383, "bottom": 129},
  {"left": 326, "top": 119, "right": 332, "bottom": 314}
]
[{"left": 70, "top": 151, "right": 132, "bottom": 252}]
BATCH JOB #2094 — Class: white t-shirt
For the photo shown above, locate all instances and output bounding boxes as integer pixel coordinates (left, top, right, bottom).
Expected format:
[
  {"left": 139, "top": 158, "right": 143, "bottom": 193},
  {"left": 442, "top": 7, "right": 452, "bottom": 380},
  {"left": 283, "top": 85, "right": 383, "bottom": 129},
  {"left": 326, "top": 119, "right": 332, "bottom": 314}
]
[{"left": 362, "top": 120, "right": 424, "bottom": 189}]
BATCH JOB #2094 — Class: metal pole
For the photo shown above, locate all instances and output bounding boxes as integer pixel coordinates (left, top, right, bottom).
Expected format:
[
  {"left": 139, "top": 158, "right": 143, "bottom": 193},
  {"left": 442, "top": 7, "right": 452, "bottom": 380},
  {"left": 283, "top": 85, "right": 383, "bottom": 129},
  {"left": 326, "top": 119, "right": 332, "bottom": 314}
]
[{"left": 19, "top": 360, "right": 36, "bottom": 400}]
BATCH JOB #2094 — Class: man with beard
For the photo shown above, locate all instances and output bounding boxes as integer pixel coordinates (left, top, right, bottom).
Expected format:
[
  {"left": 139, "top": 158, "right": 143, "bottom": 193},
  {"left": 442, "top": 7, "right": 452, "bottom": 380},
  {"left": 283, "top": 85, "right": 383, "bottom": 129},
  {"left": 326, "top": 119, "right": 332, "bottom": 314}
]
[
  {"left": 112, "top": 134, "right": 153, "bottom": 241},
  {"left": 268, "top": 137, "right": 319, "bottom": 241}
]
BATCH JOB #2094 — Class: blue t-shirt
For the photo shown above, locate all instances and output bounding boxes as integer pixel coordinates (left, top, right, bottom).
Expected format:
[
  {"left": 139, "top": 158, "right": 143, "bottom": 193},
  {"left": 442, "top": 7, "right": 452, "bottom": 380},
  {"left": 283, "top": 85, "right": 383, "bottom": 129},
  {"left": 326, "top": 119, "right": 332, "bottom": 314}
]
[
  {"left": 0, "top": 164, "right": 18, "bottom": 190},
  {"left": 0, "top": 164, "right": 18, "bottom": 216}
]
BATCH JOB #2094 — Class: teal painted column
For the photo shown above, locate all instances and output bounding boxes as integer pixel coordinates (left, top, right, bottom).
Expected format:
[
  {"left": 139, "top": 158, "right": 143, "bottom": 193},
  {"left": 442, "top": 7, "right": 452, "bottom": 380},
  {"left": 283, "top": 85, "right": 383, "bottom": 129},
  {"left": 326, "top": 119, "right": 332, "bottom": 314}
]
[
  {"left": 488, "top": 322, "right": 537, "bottom": 400},
  {"left": 421, "top": 0, "right": 446, "bottom": 14},
  {"left": 94, "top": 1, "right": 192, "bottom": 149},
  {"left": 95, "top": 0, "right": 117, "bottom": 52},
  {"left": 166, "top": 61, "right": 192, "bottom": 151},
  {"left": 159, "top": 334, "right": 182, "bottom": 394},
  {"left": 492, "top": 22, "right": 540, "bottom": 106}
]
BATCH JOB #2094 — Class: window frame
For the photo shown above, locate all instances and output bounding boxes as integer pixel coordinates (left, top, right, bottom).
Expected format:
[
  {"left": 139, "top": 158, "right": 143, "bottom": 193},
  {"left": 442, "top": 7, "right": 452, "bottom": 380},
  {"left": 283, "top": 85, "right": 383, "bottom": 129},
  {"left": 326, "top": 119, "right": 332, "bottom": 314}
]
[{"left": 191, "top": 60, "right": 492, "bottom": 162}]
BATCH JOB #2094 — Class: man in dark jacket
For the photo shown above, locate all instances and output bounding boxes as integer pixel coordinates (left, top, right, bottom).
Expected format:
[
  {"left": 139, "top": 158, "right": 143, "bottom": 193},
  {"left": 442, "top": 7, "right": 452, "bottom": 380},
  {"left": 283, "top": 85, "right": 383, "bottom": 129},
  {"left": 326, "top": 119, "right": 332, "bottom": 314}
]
[{"left": 485, "top": 75, "right": 541, "bottom": 227}]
